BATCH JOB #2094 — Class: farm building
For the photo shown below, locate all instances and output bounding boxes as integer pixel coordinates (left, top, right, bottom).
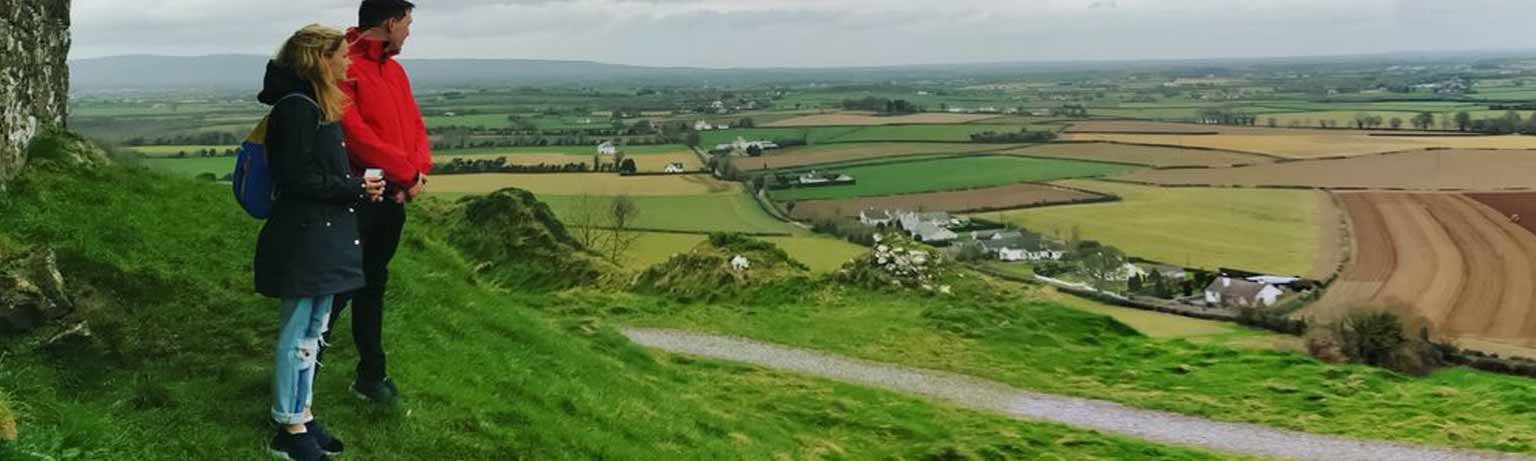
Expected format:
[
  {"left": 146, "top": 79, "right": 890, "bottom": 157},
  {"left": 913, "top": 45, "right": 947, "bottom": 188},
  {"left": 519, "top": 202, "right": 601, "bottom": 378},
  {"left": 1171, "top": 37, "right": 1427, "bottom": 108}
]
[
  {"left": 1145, "top": 264, "right": 1188, "bottom": 280},
  {"left": 694, "top": 120, "right": 715, "bottom": 131},
  {"left": 860, "top": 208, "right": 895, "bottom": 227},
  {"left": 597, "top": 141, "right": 618, "bottom": 156},
  {"left": 1114, "top": 263, "right": 1149, "bottom": 281},
  {"left": 797, "top": 171, "right": 856, "bottom": 187},
  {"left": 979, "top": 236, "right": 1064, "bottom": 262},
  {"left": 663, "top": 163, "right": 687, "bottom": 173},
  {"left": 911, "top": 222, "right": 958, "bottom": 243},
  {"left": 1204, "top": 277, "right": 1285, "bottom": 308}
]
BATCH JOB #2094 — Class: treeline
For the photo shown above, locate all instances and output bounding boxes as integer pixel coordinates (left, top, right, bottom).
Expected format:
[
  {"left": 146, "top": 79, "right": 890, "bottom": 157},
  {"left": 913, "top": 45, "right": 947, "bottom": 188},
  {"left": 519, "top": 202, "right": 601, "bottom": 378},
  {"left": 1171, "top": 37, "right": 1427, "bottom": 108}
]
[
  {"left": 969, "top": 128, "right": 1058, "bottom": 143},
  {"left": 123, "top": 131, "right": 242, "bottom": 147},
  {"left": 840, "top": 97, "right": 922, "bottom": 115},
  {"left": 431, "top": 157, "right": 638, "bottom": 175},
  {"left": 429, "top": 135, "right": 671, "bottom": 151}
]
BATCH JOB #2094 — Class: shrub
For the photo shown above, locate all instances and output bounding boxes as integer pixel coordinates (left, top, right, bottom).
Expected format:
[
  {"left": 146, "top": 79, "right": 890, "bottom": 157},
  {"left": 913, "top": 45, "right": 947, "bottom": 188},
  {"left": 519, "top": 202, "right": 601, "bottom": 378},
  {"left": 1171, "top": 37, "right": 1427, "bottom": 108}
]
[{"left": 1306, "top": 309, "right": 1445, "bottom": 376}]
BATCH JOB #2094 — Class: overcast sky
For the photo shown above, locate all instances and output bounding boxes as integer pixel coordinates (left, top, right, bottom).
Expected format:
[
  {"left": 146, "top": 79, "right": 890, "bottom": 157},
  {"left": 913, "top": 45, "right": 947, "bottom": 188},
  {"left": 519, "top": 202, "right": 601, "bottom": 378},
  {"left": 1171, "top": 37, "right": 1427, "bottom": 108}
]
[{"left": 71, "top": 0, "right": 1536, "bottom": 68}]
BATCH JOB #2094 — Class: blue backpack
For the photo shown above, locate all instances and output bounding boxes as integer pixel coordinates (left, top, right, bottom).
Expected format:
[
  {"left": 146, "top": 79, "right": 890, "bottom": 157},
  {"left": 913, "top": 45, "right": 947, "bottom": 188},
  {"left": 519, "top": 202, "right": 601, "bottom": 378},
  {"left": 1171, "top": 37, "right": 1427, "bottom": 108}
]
[{"left": 233, "top": 93, "right": 319, "bottom": 219}]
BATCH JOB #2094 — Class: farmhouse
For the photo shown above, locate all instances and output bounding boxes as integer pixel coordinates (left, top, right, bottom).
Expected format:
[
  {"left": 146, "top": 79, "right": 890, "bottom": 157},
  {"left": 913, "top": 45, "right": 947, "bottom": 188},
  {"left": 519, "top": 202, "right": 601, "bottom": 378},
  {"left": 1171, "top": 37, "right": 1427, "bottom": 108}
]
[
  {"left": 664, "top": 163, "right": 687, "bottom": 173},
  {"left": 911, "top": 222, "right": 958, "bottom": 243},
  {"left": 694, "top": 120, "right": 715, "bottom": 131},
  {"left": 1145, "top": 264, "right": 1188, "bottom": 280},
  {"left": 597, "top": 141, "right": 618, "bottom": 156},
  {"left": 1114, "top": 263, "right": 1149, "bottom": 281},
  {"left": 980, "top": 236, "right": 1064, "bottom": 262},
  {"left": 859, "top": 208, "right": 895, "bottom": 227},
  {"left": 1204, "top": 277, "right": 1285, "bottom": 308}
]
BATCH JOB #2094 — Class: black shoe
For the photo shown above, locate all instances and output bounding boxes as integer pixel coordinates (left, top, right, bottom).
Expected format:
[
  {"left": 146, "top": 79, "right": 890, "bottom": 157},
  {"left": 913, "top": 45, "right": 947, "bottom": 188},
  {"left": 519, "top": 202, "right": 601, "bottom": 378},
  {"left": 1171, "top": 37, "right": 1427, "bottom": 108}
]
[
  {"left": 305, "top": 420, "right": 344, "bottom": 455},
  {"left": 269, "top": 429, "right": 330, "bottom": 461},
  {"left": 351, "top": 377, "right": 399, "bottom": 404}
]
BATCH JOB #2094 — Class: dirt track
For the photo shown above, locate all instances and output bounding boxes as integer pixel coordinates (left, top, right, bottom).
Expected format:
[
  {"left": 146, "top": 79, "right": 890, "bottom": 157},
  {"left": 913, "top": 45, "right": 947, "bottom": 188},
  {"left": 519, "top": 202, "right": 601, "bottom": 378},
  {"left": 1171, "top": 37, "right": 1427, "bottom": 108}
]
[{"left": 1311, "top": 193, "right": 1536, "bottom": 352}]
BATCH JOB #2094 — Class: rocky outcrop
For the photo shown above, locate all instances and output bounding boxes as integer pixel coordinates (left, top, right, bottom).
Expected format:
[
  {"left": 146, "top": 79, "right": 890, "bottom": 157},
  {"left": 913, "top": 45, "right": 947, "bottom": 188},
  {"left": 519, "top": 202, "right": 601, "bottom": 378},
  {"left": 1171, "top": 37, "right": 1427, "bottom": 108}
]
[
  {"left": 0, "top": 246, "right": 74, "bottom": 335},
  {"left": 0, "top": 0, "right": 73, "bottom": 183}
]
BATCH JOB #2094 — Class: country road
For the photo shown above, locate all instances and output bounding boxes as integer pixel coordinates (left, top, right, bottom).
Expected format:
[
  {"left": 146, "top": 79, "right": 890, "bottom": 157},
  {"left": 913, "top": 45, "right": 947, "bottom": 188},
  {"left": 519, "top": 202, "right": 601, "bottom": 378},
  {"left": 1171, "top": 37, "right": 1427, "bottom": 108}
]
[{"left": 623, "top": 327, "right": 1531, "bottom": 461}]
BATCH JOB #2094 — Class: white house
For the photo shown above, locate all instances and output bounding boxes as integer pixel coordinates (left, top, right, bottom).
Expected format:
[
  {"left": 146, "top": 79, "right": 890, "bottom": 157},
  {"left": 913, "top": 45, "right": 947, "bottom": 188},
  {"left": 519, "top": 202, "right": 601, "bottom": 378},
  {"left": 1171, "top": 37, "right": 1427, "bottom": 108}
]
[
  {"left": 860, "top": 208, "right": 895, "bottom": 227},
  {"left": 897, "top": 211, "right": 952, "bottom": 234},
  {"left": 911, "top": 222, "right": 958, "bottom": 243},
  {"left": 597, "top": 141, "right": 618, "bottom": 156},
  {"left": 980, "top": 237, "right": 1063, "bottom": 262},
  {"left": 694, "top": 120, "right": 715, "bottom": 131},
  {"left": 1113, "top": 263, "right": 1148, "bottom": 281},
  {"left": 730, "top": 255, "right": 751, "bottom": 271},
  {"left": 1204, "top": 277, "right": 1285, "bottom": 308},
  {"left": 663, "top": 163, "right": 686, "bottom": 173}
]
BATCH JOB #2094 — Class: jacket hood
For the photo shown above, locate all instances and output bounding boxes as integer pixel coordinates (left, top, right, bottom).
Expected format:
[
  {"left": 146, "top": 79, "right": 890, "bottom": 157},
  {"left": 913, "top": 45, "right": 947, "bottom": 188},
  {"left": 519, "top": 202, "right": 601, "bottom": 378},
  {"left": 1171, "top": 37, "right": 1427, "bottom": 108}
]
[
  {"left": 346, "top": 28, "right": 398, "bottom": 63},
  {"left": 257, "top": 60, "right": 315, "bottom": 105}
]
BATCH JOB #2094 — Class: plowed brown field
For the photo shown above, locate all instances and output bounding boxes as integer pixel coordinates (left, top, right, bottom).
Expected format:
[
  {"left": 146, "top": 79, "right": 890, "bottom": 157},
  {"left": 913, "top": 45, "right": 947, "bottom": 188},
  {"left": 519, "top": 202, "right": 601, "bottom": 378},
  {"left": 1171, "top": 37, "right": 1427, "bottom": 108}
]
[
  {"left": 786, "top": 183, "right": 1105, "bottom": 221},
  {"left": 1004, "top": 142, "right": 1275, "bottom": 167},
  {"left": 1310, "top": 192, "right": 1536, "bottom": 352},
  {"left": 1064, "top": 121, "right": 1536, "bottom": 158},
  {"left": 1121, "top": 149, "right": 1536, "bottom": 191}
]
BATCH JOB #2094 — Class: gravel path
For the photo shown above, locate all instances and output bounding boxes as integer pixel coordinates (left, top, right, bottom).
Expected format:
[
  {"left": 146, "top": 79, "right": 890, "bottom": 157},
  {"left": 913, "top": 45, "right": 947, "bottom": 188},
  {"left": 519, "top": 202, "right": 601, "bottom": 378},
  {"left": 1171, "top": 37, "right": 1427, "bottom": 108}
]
[{"left": 624, "top": 327, "right": 1531, "bottom": 461}]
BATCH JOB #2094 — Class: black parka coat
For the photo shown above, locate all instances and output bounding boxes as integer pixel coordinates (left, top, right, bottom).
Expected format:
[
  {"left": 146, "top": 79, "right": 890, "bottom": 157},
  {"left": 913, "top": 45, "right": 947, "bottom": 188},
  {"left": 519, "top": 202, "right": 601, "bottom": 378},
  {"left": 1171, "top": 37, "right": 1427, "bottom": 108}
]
[{"left": 253, "top": 61, "right": 369, "bottom": 299}]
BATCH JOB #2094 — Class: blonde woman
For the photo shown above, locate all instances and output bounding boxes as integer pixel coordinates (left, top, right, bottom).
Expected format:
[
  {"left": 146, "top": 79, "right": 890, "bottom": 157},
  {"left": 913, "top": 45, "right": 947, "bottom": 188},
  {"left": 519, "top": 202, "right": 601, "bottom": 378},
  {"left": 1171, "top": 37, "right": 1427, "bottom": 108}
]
[{"left": 253, "top": 24, "right": 384, "bottom": 461}]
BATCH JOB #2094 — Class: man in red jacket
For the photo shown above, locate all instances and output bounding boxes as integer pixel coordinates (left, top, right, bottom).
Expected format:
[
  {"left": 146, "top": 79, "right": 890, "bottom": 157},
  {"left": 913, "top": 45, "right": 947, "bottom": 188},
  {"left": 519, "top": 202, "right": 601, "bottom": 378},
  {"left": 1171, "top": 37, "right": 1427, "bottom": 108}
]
[{"left": 327, "top": 0, "right": 429, "bottom": 403}]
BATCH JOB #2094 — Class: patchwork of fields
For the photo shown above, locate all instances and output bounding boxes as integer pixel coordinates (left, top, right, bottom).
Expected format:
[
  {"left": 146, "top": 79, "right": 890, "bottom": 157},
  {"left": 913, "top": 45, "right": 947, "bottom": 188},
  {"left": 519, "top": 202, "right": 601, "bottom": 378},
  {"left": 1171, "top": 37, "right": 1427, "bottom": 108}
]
[
  {"left": 431, "top": 173, "right": 735, "bottom": 196},
  {"left": 1065, "top": 121, "right": 1536, "bottom": 158},
  {"left": 735, "top": 142, "right": 1018, "bottom": 171},
  {"left": 770, "top": 155, "right": 1135, "bottom": 201},
  {"left": 763, "top": 112, "right": 998, "bottom": 126},
  {"left": 1121, "top": 149, "right": 1536, "bottom": 190},
  {"left": 1310, "top": 193, "right": 1536, "bottom": 358},
  {"left": 788, "top": 183, "right": 1108, "bottom": 221},
  {"left": 988, "top": 180, "right": 1331, "bottom": 278},
  {"left": 1003, "top": 142, "right": 1275, "bottom": 167}
]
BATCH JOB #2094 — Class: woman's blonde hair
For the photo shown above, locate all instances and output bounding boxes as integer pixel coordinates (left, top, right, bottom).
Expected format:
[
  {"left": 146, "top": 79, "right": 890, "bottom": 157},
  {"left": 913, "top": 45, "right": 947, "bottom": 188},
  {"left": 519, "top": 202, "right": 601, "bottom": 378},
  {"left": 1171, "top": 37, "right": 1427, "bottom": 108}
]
[{"left": 275, "top": 24, "right": 349, "bottom": 123}]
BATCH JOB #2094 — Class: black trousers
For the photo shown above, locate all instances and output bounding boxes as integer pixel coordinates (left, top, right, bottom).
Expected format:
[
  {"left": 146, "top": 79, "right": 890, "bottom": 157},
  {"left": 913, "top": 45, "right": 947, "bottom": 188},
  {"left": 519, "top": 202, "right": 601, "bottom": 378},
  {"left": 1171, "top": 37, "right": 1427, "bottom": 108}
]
[{"left": 329, "top": 199, "right": 405, "bottom": 384}]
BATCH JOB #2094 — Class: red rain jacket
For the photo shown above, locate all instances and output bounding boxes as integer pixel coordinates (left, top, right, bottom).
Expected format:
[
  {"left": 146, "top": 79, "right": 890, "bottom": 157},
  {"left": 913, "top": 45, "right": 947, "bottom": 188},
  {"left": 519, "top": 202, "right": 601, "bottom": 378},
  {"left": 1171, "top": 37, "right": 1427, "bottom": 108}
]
[{"left": 341, "top": 28, "right": 432, "bottom": 189}]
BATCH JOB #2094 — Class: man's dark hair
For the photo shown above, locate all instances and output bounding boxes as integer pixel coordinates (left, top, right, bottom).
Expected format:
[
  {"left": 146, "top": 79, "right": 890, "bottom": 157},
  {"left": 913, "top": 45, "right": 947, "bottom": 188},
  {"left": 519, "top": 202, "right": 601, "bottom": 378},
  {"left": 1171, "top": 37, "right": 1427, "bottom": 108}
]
[{"left": 359, "top": 0, "right": 415, "bottom": 29}]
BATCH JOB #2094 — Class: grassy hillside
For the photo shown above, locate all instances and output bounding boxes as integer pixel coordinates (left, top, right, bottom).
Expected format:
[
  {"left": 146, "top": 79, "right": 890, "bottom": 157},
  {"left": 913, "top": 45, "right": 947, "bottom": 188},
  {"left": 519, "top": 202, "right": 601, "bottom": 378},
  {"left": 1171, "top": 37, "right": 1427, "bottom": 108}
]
[{"left": 0, "top": 135, "right": 1237, "bottom": 460}]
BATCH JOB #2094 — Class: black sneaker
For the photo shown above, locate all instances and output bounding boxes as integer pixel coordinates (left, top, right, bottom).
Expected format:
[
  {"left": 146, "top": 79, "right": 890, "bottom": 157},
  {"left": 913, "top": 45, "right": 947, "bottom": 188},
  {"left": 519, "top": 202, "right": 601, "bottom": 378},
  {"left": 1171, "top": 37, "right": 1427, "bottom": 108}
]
[
  {"left": 269, "top": 429, "right": 329, "bottom": 461},
  {"left": 306, "top": 420, "right": 344, "bottom": 455},
  {"left": 351, "top": 377, "right": 399, "bottom": 404}
]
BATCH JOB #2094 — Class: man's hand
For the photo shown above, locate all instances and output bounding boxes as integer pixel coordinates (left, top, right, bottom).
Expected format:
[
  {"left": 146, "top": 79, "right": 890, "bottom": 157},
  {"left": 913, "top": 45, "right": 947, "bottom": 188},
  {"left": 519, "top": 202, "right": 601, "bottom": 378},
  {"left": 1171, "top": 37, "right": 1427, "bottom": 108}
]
[
  {"left": 407, "top": 172, "right": 427, "bottom": 199},
  {"left": 391, "top": 189, "right": 408, "bottom": 205}
]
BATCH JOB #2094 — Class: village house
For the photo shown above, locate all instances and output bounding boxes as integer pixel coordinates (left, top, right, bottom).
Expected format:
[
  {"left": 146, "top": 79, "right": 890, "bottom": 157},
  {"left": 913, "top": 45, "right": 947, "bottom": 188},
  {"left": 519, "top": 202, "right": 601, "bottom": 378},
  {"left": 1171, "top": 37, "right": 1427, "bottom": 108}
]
[
  {"left": 911, "top": 222, "right": 958, "bottom": 243},
  {"left": 979, "top": 236, "right": 1064, "bottom": 262},
  {"left": 1204, "top": 277, "right": 1285, "bottom": 308},
  {"left": 596, "top": 141, "right": 618, "bottom": 156},
  {"left": 859, "top": 208, "right": 895, "bottom": 227},
  {"left": 694, "top": 120, "right": 715, "bottom": 131}
]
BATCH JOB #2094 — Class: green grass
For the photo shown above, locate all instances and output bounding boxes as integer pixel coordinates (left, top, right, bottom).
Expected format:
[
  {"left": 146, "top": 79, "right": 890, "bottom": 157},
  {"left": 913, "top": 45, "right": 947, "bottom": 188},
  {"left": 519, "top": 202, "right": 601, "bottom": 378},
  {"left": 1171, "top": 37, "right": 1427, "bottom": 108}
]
[
  {"left": 592, "top": 283, "right": 1536, "bottom": 456},
  {"left": 538, "top": 193, "right": 796, "bottom": 234},
  {"left": 698, "top": 127, "right": 862, "bottom": 147},
  {"left": 622, "top": 232, "right": 866, "bottom": 274},
  {"left": 0, "top": 149, "right": 1239, "bottom": 460},
  {"left": 423, "top": 113, "right": 517, "bottom": 129},
  {"left": 771, "top": 156, "right": 1136, "bottom": 201},
  {"left": 128, "top": 145, "right": 239, "bottom": 158},
  {"left": 143, "top": 156, "right": 235, "bottom": 177},
  {"left": 988, "top": 179, "right": 1324, "bottom": 277}
]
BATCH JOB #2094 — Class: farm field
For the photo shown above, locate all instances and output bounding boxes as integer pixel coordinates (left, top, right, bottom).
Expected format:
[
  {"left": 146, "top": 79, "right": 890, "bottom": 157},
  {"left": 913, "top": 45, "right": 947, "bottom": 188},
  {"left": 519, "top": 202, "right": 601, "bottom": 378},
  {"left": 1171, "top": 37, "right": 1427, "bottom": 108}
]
[
  {"left": 770, "top": 156, "right": 1135, "bottom": 201},
  {"left": 129, "top": 144, "right": 237, "bottom": 157},
  {"left": 735, "top": 142, "right": 1017, "bottom": 171},
  {"left": 831, "top": 123, "right": 1060, "bottom": 143},
  {"left": 1308, "top": 193, "right": 1536, "bottom": 358},
  {"left": 438, "top": 151, "right": 703, "bottom": 173},
  {"left": 787, "top": 183, "right": 1107, "bottom": 221},
  {"left": 538, "top": 193, "right": 794, "bottom": 234},
  {"left": 1031, "top": 287, "right": 1303, "bottom": 351},
  {"left": 1469, "top": 193, "right": 1536, "bottom": 235},
  {"left": 987, "top": 180, "right": 1330, "bottom": 278},
  {"left": 144, "top": 156, "right": 234, "bottom": 177},
  {"left": 611, "top": 232, "right": 866, "bottom": 273},
  {"left": 1121, "top": 149, "right": 1536, "bottom": 190},
  {"left": 763, "top": 112, "right": 998, "bottom": 126},
  {"left": 431, "top": 173, "right": 735, "bottom": 196},
  {"left": 698, "top": 127, "right": 861, "bottom": 147},
  {"left": 1003, "top": 142, "right": 1275, "bottom": 167},
  {"left": 1068, "top": 130, "right": 1536, "bottom": 158}
]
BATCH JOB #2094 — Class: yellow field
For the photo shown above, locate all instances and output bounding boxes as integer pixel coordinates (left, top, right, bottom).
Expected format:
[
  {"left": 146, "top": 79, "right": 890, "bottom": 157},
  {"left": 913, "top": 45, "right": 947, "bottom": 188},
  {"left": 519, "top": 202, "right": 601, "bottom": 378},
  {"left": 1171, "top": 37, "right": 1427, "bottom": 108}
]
[
  {"left": 764, "top": 112, "right": 999, "bottom": 127},
  {"left": 623, "top": 232, "right": 865, "bottom": 274},
  {"left": 430, "top": 173, "right": 737, "bottom": 197},
  {"left": 1066, "top": 132, "right": 1536, "bottom": 159},
  {"left": 1033, "top": 287, "right": 1302, "bottom": 351},
  {"left": 983, "top": 179, "right": 1330, "bottom": 278}
]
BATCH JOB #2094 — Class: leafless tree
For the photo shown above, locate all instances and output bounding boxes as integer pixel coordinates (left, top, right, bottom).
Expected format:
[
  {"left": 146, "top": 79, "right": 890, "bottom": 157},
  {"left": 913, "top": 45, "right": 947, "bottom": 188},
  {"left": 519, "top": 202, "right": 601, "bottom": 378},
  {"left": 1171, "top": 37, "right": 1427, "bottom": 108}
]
[
  {"left": 567, "top": 193, "right": 607, "bottom": 251},
  {"left": 605, "top": 195, "right": 643, "bottom": 261}
]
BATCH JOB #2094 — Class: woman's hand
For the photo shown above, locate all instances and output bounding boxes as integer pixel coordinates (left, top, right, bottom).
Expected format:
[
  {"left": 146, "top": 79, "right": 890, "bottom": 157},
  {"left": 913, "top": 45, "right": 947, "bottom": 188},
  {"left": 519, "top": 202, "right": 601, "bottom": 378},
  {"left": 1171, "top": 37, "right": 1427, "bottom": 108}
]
[{"left": 363, "top": 176, "right": 386, "bottom": 202}]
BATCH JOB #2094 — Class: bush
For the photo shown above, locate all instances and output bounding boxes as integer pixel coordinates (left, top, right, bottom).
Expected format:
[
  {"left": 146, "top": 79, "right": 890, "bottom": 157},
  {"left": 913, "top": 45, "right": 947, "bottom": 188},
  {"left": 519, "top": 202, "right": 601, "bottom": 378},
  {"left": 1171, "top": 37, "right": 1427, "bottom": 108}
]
[{"left": 1306, "top": 309, "right": 1445, "bottom": 376}]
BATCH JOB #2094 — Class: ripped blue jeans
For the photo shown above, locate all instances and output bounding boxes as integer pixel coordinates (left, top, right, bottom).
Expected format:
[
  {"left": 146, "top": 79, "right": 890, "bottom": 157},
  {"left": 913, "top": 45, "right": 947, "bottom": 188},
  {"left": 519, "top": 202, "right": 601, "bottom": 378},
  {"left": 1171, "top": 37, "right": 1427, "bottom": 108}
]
[{"left": 272, "top": 295, "right": 334, "bottom": 425}]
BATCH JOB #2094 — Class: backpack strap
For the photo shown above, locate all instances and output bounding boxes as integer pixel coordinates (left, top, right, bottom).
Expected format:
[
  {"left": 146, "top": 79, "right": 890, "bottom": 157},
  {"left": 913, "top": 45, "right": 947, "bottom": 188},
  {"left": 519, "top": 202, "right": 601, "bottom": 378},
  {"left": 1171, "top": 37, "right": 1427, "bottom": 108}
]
[{"left": 275, "top": 93, "right": 324, "bottom": 129}]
